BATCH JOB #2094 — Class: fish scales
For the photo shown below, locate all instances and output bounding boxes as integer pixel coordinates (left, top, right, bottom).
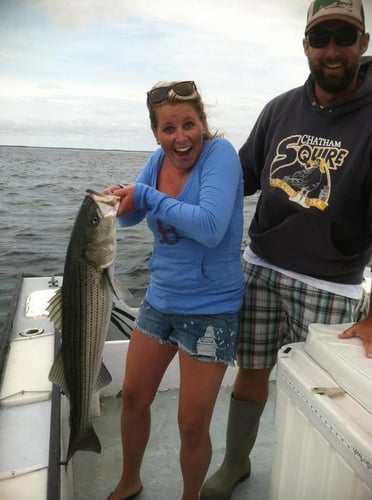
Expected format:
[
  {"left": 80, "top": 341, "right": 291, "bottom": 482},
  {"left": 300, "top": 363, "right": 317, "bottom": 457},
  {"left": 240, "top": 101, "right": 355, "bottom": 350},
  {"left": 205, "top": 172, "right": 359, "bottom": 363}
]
[
  {"left": 63, "top": 265, "right": 110, "bottom": 456},
  {"left": 48, "top": 189, "right": 128, "bottom": 464}
]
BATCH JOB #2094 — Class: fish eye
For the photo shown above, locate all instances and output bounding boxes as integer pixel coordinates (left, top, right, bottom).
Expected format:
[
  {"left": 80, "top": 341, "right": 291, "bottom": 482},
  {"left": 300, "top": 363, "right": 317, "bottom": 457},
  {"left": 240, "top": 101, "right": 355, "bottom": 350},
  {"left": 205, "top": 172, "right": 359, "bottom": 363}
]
[{"left": 91, "top": 216, "right": 100, "bottom": 225}]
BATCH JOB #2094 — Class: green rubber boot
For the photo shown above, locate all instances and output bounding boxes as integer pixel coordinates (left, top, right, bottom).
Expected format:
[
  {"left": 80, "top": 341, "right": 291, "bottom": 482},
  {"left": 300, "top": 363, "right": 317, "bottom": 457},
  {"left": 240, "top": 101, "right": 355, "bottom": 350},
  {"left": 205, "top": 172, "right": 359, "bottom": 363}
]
[{"left": 200, "top": 395, "right": 265, "bottom": 500}]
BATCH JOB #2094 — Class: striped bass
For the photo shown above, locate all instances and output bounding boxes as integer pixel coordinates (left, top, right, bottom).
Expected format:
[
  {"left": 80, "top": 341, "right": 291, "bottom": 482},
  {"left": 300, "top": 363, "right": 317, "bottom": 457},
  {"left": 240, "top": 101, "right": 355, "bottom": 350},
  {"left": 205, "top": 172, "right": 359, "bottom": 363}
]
[{"left": 48, "top": 189, "right": 128, "bottom": 464}]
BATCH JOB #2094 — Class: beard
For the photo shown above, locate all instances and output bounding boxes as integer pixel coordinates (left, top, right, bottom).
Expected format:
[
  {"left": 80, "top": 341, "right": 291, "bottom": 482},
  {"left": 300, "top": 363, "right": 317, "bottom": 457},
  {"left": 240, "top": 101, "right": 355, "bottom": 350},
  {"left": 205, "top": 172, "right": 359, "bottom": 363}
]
[{"left": 309, "top": 58, "right": 359, "bottom": 94}]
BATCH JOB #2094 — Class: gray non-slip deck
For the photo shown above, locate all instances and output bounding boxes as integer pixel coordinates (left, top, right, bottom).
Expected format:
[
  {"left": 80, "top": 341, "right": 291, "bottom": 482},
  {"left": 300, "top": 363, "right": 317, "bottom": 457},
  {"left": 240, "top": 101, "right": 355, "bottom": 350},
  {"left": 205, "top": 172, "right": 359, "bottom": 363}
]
[{"left": 73, "top": 382, "right": 277, "bottom": 500}]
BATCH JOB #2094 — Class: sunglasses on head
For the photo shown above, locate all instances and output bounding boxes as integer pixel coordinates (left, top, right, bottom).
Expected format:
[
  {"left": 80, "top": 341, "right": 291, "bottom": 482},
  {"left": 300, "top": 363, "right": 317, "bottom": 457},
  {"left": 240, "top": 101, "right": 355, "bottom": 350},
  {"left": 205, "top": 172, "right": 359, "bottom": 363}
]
[
  {"left": 147, "top": 81, "right": 197, "bottom": 105},
  {"left": 306, "top": 25, "right": 362, "bottom": 48}
]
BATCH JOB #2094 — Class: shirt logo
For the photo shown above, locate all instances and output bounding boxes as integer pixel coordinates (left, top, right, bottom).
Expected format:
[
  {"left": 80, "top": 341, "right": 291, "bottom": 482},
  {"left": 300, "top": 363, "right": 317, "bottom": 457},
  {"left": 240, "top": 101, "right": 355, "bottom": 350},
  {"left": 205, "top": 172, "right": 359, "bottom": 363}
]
[
  {"left": 269, "top": 134, "right": 349, "bottom": 210},
  {"left": 156, "top": 220, "right": 181, "bottom": 245}
]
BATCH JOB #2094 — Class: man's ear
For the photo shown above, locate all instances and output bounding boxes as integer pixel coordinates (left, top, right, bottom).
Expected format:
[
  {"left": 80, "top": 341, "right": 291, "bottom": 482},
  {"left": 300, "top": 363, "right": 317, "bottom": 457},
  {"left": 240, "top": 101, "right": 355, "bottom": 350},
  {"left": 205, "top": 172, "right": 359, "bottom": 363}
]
[
  {"left": 303, "top": 37, "right": 310, "bottom": 57},
  {"left": 360, "top": 32, "right": 370, "bottom": 55}
]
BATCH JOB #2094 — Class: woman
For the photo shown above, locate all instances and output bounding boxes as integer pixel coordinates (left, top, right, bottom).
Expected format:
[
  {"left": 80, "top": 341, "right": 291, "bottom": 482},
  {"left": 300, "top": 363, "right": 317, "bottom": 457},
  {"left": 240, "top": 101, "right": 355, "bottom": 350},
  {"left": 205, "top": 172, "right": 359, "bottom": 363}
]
[{"left": 105, "top": 80, "right": 244, "bottom": 500}]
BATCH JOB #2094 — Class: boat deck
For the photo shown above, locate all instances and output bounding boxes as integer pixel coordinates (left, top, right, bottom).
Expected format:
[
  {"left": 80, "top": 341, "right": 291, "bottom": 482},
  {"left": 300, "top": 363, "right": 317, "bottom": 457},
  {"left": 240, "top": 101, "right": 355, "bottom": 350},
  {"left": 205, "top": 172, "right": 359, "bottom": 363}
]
[
  {"left": 72, "top": 382, "right": 277, "bottom": 500},
  {"left": 0, "top": 275, "right": 276, "bottom": 500},
  {"left": 2, "top": 274, "right": 371, "bottom": 500}
]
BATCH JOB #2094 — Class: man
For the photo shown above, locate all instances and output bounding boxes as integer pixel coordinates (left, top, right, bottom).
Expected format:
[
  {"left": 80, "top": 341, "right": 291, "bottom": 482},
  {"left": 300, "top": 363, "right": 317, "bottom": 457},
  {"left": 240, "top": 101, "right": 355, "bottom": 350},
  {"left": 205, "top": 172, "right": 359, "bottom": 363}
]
[{"left": 201, "top": 1, "right": 372, "bottom": 499}]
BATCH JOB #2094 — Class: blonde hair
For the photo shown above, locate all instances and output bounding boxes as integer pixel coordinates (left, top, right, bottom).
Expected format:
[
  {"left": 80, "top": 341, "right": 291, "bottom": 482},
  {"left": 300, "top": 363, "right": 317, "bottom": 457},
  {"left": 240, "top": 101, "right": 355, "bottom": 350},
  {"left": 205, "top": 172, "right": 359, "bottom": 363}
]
[{"left": 146, "top": 81, "right": 221, "bottom": 140}]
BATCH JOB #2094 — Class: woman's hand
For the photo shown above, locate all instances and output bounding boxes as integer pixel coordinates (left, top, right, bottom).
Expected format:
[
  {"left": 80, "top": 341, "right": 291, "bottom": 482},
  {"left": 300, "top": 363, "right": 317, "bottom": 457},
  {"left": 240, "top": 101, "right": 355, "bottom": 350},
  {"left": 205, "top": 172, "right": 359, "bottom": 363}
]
[
  {"left": 103, "top": 184, "right": 122, "bottom": 196},
  {"left": 103, "top": 184, "right": 136, "bottom": 216}
]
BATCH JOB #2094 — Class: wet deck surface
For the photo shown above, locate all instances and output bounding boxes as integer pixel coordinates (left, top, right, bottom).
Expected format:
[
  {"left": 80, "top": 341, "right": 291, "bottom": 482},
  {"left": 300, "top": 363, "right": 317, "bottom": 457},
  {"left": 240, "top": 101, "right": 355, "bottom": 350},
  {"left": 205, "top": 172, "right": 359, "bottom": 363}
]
[{"left": 73, "top": 382, "right": 277, "bottom": 500}]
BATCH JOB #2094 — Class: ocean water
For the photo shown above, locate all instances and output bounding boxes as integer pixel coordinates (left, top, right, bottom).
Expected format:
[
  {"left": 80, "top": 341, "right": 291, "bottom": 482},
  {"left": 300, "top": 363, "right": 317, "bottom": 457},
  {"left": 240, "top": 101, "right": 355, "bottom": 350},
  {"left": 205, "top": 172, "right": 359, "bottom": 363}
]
[{"left": 0, "top": 145, "right": 257, "bottom": 332}]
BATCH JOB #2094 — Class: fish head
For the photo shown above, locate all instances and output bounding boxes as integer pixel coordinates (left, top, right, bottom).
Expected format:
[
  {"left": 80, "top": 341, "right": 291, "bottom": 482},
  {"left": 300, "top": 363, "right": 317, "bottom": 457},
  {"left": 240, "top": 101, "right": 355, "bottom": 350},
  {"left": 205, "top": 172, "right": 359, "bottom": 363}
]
[{"left": 75, "top": 190, "right": 119, "bottom": 270}]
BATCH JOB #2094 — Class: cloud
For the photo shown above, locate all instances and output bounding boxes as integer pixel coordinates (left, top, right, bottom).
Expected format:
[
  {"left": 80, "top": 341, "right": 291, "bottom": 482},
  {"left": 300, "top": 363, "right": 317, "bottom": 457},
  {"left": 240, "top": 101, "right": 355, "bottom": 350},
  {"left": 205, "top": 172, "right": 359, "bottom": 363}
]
[
  {"left": 32, "top": 0, "right": 131, "bottom": 29},
  {"left": 1, "top": 0, "right": 371, "bottom": 150}
]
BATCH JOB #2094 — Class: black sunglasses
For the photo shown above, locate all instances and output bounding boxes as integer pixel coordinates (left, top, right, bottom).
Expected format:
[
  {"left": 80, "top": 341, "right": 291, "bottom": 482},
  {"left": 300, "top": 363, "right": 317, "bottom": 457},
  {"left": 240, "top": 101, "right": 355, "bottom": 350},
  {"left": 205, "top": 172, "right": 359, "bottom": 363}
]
[
  {"left": 306, "top": 25, "right": 362, "bottom": 48},
  {"left": 147, "top": 81, "right": 197, "bottom": 105}
]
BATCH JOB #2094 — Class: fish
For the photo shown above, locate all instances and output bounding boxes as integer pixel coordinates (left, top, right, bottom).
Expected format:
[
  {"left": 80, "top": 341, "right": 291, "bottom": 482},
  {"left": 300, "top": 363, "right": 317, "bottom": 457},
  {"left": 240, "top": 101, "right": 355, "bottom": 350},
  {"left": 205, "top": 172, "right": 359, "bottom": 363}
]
[{"left": 47, "top": 188, "right": 129, "bottom": 464}]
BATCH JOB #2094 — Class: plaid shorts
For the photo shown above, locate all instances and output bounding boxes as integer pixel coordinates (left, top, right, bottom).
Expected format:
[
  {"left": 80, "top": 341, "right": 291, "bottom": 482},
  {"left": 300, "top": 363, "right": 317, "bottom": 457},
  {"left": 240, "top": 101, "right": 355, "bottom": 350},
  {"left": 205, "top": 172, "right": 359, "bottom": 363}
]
[{"left": 237, "top": 263, "right": 367, "bottom": 370}]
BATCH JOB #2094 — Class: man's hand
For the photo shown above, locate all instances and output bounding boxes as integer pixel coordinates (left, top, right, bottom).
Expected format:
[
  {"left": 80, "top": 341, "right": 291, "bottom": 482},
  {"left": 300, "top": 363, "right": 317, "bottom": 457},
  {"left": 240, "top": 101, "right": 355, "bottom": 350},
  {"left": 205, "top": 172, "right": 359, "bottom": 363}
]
[{"left": 339, "top": 317, "right": 372, "bottom": 358}]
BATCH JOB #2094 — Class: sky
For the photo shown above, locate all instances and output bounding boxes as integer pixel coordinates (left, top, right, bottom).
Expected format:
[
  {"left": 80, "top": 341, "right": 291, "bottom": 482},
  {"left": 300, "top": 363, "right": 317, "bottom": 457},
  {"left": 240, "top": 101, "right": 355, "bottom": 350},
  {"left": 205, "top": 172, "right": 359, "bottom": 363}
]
[{"left": 1, "top": 0, "right": 371, "bottom": 152}]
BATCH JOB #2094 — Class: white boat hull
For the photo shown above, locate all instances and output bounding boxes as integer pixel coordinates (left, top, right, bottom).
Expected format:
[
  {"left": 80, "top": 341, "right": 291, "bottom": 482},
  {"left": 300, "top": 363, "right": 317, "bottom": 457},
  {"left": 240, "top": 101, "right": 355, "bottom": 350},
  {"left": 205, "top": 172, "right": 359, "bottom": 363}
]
[{"left": 0, "top": 275, "right": 239, "bottom": 500}]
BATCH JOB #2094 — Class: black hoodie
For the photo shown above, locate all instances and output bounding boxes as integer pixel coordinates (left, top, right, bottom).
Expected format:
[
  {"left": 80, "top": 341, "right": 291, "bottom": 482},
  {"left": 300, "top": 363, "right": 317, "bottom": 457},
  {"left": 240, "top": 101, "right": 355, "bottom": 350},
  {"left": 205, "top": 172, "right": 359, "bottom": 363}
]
[{"left": 240, "top": 57, "right": 372, "bottom": 284}]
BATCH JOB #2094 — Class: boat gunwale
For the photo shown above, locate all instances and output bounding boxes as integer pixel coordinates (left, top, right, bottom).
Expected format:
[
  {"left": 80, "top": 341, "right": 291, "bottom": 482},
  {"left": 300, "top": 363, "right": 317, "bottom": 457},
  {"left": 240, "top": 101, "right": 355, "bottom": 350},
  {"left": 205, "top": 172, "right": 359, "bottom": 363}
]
[
  {"left": 47, "top": 327, "right": 62, "bottom": 500},
  {"left": 0, "top": 273, "right": 63, "bottom": 500},
  {"left": 0, "top": 273, "right": 24, "bottom": 385}
]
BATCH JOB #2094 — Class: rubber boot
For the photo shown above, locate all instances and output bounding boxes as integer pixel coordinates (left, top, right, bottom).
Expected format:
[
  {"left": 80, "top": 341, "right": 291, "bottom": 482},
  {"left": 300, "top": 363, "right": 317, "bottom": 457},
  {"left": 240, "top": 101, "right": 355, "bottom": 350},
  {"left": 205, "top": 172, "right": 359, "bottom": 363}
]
[{"left": 200, "top": 395, "right": 265, "bottom": 500}]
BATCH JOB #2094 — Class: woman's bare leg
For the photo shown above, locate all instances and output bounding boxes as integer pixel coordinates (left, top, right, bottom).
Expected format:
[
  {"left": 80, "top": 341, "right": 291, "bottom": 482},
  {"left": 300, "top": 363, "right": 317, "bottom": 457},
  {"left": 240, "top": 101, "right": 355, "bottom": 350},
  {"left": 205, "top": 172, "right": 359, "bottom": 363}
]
[
  {"left": 110, "top": 329, "right": 177, "bottom": 500},
  {"left": 177, "top": 351, "right": 227, "bottom": 500}
]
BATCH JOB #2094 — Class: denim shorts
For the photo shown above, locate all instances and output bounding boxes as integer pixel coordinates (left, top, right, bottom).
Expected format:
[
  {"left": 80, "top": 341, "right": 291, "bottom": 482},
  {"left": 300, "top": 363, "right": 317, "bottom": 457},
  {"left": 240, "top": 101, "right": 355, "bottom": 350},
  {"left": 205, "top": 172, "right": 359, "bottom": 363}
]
[{"left": 135, "top": 300, "right": 240, "bottom": 365}]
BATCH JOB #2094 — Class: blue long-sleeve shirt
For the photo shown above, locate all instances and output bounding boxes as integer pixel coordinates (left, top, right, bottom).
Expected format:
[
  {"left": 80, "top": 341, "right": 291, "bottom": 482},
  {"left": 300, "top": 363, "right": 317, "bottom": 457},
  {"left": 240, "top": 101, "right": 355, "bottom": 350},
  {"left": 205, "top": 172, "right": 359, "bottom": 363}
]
[{"left": 118, "top": 137, "right": 245, "bottom": 314}]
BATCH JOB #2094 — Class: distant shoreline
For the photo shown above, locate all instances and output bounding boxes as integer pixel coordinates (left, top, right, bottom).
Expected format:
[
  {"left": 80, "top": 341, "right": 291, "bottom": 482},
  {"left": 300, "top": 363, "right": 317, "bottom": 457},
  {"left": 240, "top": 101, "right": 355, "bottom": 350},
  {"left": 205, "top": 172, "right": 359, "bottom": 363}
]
[{"left": 0, "top": 144, "right": 153, "bottom": 154}]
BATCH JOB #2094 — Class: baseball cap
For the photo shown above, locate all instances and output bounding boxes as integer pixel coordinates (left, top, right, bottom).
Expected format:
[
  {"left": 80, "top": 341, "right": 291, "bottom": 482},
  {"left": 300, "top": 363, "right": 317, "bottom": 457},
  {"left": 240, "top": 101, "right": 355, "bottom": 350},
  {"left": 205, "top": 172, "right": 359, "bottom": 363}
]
[{"left": 306, "top": 0, "right": 365, "bottom": 33}]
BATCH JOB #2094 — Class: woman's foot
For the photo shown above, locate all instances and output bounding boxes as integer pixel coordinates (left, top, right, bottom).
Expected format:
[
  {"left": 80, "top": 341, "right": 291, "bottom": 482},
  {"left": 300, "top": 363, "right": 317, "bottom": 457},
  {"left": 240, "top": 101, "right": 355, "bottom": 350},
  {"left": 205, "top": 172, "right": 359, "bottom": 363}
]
[{"left": 107, "top": 485, "right": 143, "bottom": 500}]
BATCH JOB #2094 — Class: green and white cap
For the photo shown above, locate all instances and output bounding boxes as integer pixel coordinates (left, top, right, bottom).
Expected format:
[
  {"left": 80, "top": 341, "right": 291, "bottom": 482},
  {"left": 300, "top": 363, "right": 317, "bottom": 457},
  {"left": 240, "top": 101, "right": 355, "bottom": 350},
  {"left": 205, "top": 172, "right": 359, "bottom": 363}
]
[{"left": 306, "top": 0, "right": 365, "bottom": 33}]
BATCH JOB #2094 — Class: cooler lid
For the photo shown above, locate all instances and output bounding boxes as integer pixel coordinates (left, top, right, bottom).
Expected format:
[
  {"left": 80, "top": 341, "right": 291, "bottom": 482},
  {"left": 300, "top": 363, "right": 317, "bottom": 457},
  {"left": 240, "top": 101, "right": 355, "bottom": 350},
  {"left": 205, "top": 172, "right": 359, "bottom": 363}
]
[{"left": 304, "top": 323, "right": 372, "bottom": 414}]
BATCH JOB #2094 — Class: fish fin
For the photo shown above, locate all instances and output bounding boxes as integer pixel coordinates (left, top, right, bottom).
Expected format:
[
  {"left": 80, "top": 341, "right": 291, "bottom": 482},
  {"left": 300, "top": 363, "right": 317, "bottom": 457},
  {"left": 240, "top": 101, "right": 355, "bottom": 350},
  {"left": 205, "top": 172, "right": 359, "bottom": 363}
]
[
  {"left": 95, "top": 361, "right": 112, "bottom": 391},
  {"left": 47, "top": 287, "right": 63, "bottom": 331},
  {"left": 105, "top": 267, "right": 133, "bottom": 300},
  {"left": 66, "top": 425, "right": 101, "bottom": 463},
  {"left": 48, "top": 350, "right": 69, "bottom": 395}
]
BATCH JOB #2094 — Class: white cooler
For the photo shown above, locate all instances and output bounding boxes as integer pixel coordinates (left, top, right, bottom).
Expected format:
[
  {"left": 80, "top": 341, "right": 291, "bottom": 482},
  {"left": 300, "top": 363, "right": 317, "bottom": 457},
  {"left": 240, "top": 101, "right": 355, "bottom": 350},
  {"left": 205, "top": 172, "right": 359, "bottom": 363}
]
[{"left": 270, "top": 323, "right": 372, "bottom": 500}]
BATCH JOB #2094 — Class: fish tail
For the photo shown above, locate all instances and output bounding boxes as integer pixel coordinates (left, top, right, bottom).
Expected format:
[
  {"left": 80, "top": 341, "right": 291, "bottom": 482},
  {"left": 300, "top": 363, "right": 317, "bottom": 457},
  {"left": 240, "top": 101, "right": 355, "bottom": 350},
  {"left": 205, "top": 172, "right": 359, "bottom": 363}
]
[{"left": 66, "top": 425, "right": 101, "bottom": 463}]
